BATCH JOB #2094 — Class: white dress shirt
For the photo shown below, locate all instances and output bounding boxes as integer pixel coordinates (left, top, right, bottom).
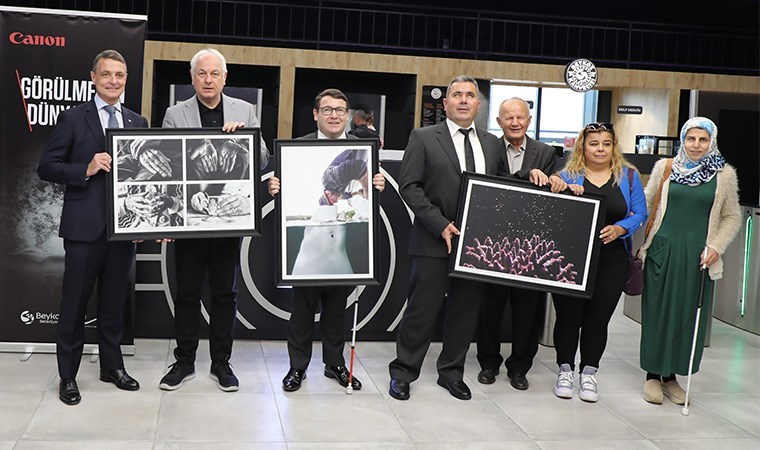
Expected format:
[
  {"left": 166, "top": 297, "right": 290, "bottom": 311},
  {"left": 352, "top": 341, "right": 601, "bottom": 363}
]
[
  {"left": 94, "top": 94, "right": 124, "bottom": 131},
  {"left": 446, "top": 119, "right": 485, "bottom": 174}
]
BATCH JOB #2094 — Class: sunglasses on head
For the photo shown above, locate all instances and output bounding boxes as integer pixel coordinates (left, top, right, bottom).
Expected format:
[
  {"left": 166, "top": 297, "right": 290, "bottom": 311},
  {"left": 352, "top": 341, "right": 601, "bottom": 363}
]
[{"left": 584, "top": 122, "right": 614, "bottom": 132}]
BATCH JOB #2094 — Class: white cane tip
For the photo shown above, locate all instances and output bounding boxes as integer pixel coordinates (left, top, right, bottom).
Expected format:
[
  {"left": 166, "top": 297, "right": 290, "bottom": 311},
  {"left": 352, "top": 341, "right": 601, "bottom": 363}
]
[
  {"left": 681, "top": 407, "right": 690, "bottom": 416},
  {"left": 346, "top": 386, "right": 353, "bottom": 395}
]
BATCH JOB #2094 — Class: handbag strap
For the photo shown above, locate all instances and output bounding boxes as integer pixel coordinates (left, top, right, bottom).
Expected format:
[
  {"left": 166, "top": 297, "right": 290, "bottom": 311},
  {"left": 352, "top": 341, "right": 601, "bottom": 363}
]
[
  {"left": 644, "top": 158, "right": 673, "bottom": 241},
  {"left": 625, "top": 168, "right": 635, "bottom": 255}
]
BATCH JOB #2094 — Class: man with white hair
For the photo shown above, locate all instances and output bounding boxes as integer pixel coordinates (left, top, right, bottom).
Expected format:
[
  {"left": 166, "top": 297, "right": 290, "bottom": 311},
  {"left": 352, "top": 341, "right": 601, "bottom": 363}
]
[
  {"left": 476, "top": 97, "right": 562, "bottom": 392},
  {"left": 159, "top": 48, "right": 269, "bottom": 392}
]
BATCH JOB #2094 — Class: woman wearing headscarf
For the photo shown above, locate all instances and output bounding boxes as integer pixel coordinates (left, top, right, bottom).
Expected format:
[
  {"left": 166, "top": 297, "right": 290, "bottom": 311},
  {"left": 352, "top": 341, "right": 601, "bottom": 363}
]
[
  {"left": 552, "top": 122, "right": 647, "bottom": 402},
  {"left": 639, "top": 117, "right": 741, "bottom": 405}
]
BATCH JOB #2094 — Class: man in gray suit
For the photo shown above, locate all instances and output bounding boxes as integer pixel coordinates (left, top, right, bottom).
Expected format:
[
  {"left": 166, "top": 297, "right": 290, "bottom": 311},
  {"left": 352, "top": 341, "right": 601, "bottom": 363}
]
[
  {"left": 388, "top": 76, "right": 503, "bottom": 401},
  {"left": 159, "top": 48, "right": 269, "bottom": 392},
  {"left": 476, "top": 97, "right": 566, "bottom": 391}
]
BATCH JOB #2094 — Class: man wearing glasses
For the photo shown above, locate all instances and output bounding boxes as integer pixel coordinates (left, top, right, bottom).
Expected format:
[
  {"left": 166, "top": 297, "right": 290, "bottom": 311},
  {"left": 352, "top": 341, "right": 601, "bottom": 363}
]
[
  {"left": 268, "top": 88, "right": 385, "bottom": 392},
  {"left": 159, "top": 48, "right": 269, "bottom": 392}
]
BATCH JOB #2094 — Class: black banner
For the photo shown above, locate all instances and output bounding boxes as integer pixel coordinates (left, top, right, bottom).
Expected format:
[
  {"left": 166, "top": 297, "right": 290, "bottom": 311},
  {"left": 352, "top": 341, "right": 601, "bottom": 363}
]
[{"left": 0, "top": 7, "right": 146, "bottom": 349}]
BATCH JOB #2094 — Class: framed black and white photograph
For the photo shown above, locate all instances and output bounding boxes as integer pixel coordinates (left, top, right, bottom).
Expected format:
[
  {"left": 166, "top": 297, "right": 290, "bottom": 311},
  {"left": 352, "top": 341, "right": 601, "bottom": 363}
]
[
  {"left": 449, "top": 173, "right": 606, "bottom": 299},
  {"left": 275, "top": 139, "right": 380, "bottom": 286},
  {"left": 106, "top": 128, "right": 261, "bottom": 240}
]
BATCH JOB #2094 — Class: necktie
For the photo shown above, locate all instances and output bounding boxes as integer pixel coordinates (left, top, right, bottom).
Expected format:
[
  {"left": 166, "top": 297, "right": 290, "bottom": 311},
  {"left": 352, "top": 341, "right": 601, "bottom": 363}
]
[
  {"left": 459, "top": 128, "right": 475, "bottom": 172},
  {"left": 104, "top": 105, "right": 120, "bottom": 129}
]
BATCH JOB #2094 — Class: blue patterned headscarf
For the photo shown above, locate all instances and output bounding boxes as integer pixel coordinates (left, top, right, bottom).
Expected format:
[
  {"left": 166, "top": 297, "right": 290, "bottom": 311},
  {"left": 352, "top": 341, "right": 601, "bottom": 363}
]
[{"left": 670, "top": 116, "right": 726, "bottom": 185}]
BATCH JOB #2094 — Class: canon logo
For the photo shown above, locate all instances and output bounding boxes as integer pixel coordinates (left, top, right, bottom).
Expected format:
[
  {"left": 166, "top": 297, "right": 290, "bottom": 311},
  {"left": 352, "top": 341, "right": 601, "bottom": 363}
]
[{"left": 9, "top": 32, "right": 66, "bottom": 47}]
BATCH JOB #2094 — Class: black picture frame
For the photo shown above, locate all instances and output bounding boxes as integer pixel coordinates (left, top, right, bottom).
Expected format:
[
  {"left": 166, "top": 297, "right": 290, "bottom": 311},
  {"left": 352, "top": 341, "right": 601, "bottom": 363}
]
[
  {"left": 449, "top": 172, "right": 606, "bottom": 299},
  {"left": 106, "top": 127, "right": 261, "bottom": 240},
  {"left": 274, "top": 138, "right": 380, "bottom": 286}
]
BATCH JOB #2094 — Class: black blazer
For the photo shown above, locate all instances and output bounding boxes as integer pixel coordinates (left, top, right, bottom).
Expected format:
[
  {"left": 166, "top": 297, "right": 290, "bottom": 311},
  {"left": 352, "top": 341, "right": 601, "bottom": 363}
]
[
  {"left": 499, "top": 135, "right": 557, "bottom": 179},
  {"left": 399, "top": 122, "right": 501, "bottom": 258},
  {"left": 38, "top": 99, "right": 148, "bottom": 242}
]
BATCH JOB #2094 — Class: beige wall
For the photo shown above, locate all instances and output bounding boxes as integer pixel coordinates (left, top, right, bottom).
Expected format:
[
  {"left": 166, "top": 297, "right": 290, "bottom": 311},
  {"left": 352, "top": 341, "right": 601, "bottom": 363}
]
[
  {"left": 142, "top": 41, "right": 760, "bottom": 137},
  {"left": 611, "top": 88, "right": 672, "bottom": 154}
]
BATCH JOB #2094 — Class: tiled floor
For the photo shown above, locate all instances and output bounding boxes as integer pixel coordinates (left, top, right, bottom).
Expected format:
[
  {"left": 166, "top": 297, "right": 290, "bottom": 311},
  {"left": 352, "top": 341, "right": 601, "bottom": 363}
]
[{"left": 1, "top": 304, "right": 758, "bottom": 449}]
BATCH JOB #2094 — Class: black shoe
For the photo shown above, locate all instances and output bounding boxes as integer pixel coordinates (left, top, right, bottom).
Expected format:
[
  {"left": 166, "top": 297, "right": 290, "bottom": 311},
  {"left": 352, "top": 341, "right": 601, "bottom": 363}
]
[
  {"left": 477, "top": 368, "right": 499, "bottom": 384},
  {"left": 159, "top": 361, "right": 196, "bottom": 391},
  {"left": 437, "top": 378, "right": 472, "bottom": 400},
  {"left": 210, "top": 362, "right": 239, "bottom": 392},
  {"left": 100, "top": 368, "right": 140, "bottom": 391},
  {"left": 282, "top": 368, "right": 306, "bottom": 392},
  {"left": 324, "top": 365, "right": 362, "bottom": 390},
  {"left": 389, "top": 378, "right": 410, "bottom": 400},
  {"left": 59, "top": 378, "right": 81, "bottom": 405},
  {"left": 508, "top": 372, "right": 529, "bottom": 390}
]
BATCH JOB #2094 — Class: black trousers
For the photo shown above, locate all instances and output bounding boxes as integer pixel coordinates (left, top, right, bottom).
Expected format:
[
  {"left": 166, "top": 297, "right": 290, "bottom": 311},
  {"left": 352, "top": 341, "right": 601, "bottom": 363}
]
[
  {"left": 552, "top": 242, "right": 628, "bottom": 372},
  {"left": 58, "top": 234, "right": 135, "bottom": 379},
  {"left": 287, "top": 285, "right": 355, "bottom": 370},
  {"left": 389, "top": 256, "right": 484, "bottom": 383},
  {"left": 477, "top": 284, "right": 545, "bottom": 375},
  {"left": 173, "top": 237, "right": 240, "bottom": 365}
]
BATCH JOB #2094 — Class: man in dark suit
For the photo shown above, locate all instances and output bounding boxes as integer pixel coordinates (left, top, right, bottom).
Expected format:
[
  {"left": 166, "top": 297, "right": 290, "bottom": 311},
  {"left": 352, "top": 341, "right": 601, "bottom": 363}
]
[
  {"left": 159, "top": 48, "right": 269, "bottom": 393},
  {"left": 38, "top": 49, "right": 147, "bottom": 405},
  {"left": 476, "top": 97, "right": 565, "bottom": 391},
  {"left": 268, "top": 88, "right": 384, "bottom": 392},
  {"left": 388, "top": 76, "right": 503, "bottom": 401}
]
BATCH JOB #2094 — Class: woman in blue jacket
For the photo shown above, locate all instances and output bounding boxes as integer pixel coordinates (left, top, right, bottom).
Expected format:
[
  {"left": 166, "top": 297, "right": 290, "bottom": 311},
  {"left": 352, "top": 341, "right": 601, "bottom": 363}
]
[{"left": 552, "top": 122, "right": 647, "bottom": 402}]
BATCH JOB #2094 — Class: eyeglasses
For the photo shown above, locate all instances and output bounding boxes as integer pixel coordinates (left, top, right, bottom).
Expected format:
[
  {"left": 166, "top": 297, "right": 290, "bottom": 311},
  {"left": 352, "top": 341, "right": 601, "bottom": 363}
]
[
  {"left": 318, "top": 106, "right": 349, "bottom": 116},
  {"left": 584, "top": 122, "right": 614, "bottom": 132}
]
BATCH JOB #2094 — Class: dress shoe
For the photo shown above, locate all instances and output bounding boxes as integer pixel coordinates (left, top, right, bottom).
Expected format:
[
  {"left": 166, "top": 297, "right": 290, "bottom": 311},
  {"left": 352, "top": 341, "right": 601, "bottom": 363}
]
[
  {"left": 59, "top": 378, "right": 81, "bottom": 405},
  {"left": 100, "top": 368, "right": 140, "bottom": 391},
  {"left": 477, "top": 368, "right": 499, "bottom": 384},
  {"left": 324, "top": 365, "right": 362, "bottom": 390},
  {"left": 389, "top": 378, "right": 410, "bottom": 400},
  {"left": 437, "top": 378, "right": 472, "bottom": 400},
  {"left": 282, "top": 368, "right": 306, "bottom": 392},
  {"left": 508, "top": 372, "right": 529, "bottom": 390}
]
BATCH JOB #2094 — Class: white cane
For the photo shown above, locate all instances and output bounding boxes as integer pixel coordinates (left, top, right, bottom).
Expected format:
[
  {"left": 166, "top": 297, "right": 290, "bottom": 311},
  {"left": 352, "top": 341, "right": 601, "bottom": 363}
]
[
  {"left": 346, "top": 299, "right": 359, "bottom": 395},
  {"left": 682, "top": 247, "right": 709, "bottom": 416}
]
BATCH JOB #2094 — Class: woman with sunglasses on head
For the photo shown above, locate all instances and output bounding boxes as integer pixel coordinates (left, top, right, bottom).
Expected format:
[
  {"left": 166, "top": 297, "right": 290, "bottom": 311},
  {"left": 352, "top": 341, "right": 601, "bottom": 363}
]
[
  {"left": 552, "top": 122, "right": 647, "bottom": 402},
  {"left": 638, "top": 117, "right": 740, "bottom": 405}
]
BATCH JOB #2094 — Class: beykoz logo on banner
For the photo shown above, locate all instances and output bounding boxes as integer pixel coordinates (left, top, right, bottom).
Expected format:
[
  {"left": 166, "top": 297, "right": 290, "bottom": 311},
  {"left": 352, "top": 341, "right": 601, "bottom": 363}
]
[
  {"left": 9, "top": 32, "right": 66, "bottom": 47},
  {"left": 20, "top": 310, "right": 34, "bottom": 325},
  {"left": 20, "top": 310, "right": 59, "bottom": 325}
]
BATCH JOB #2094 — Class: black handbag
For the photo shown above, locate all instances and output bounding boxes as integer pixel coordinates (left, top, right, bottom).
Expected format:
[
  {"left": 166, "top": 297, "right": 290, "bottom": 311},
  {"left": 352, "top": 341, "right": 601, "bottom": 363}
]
[{"left": 624, "top": 246, "right": 644, "bottom": 296}]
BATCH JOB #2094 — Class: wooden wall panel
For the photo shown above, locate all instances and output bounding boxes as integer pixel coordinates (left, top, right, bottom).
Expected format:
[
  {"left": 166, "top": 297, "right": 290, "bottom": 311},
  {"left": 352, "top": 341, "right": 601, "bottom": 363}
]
[{"left": 142, "top": 41, "right": 760, "bottom": 131}]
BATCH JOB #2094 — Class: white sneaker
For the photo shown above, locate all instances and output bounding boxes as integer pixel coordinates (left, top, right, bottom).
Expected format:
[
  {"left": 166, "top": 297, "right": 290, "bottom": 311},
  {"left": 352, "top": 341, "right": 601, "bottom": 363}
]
[
  {"left": 554, "top": 364, "right": 574, "bottom": 399},
  {"left": 579, "top": 366, "right": 599, "bottom": 403}
]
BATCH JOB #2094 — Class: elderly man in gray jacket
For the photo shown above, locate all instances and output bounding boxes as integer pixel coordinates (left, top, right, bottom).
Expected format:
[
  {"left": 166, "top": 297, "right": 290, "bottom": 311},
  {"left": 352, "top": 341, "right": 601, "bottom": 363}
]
[{"left": 159, "top": 48, "right": 268, "bottom": 393}]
